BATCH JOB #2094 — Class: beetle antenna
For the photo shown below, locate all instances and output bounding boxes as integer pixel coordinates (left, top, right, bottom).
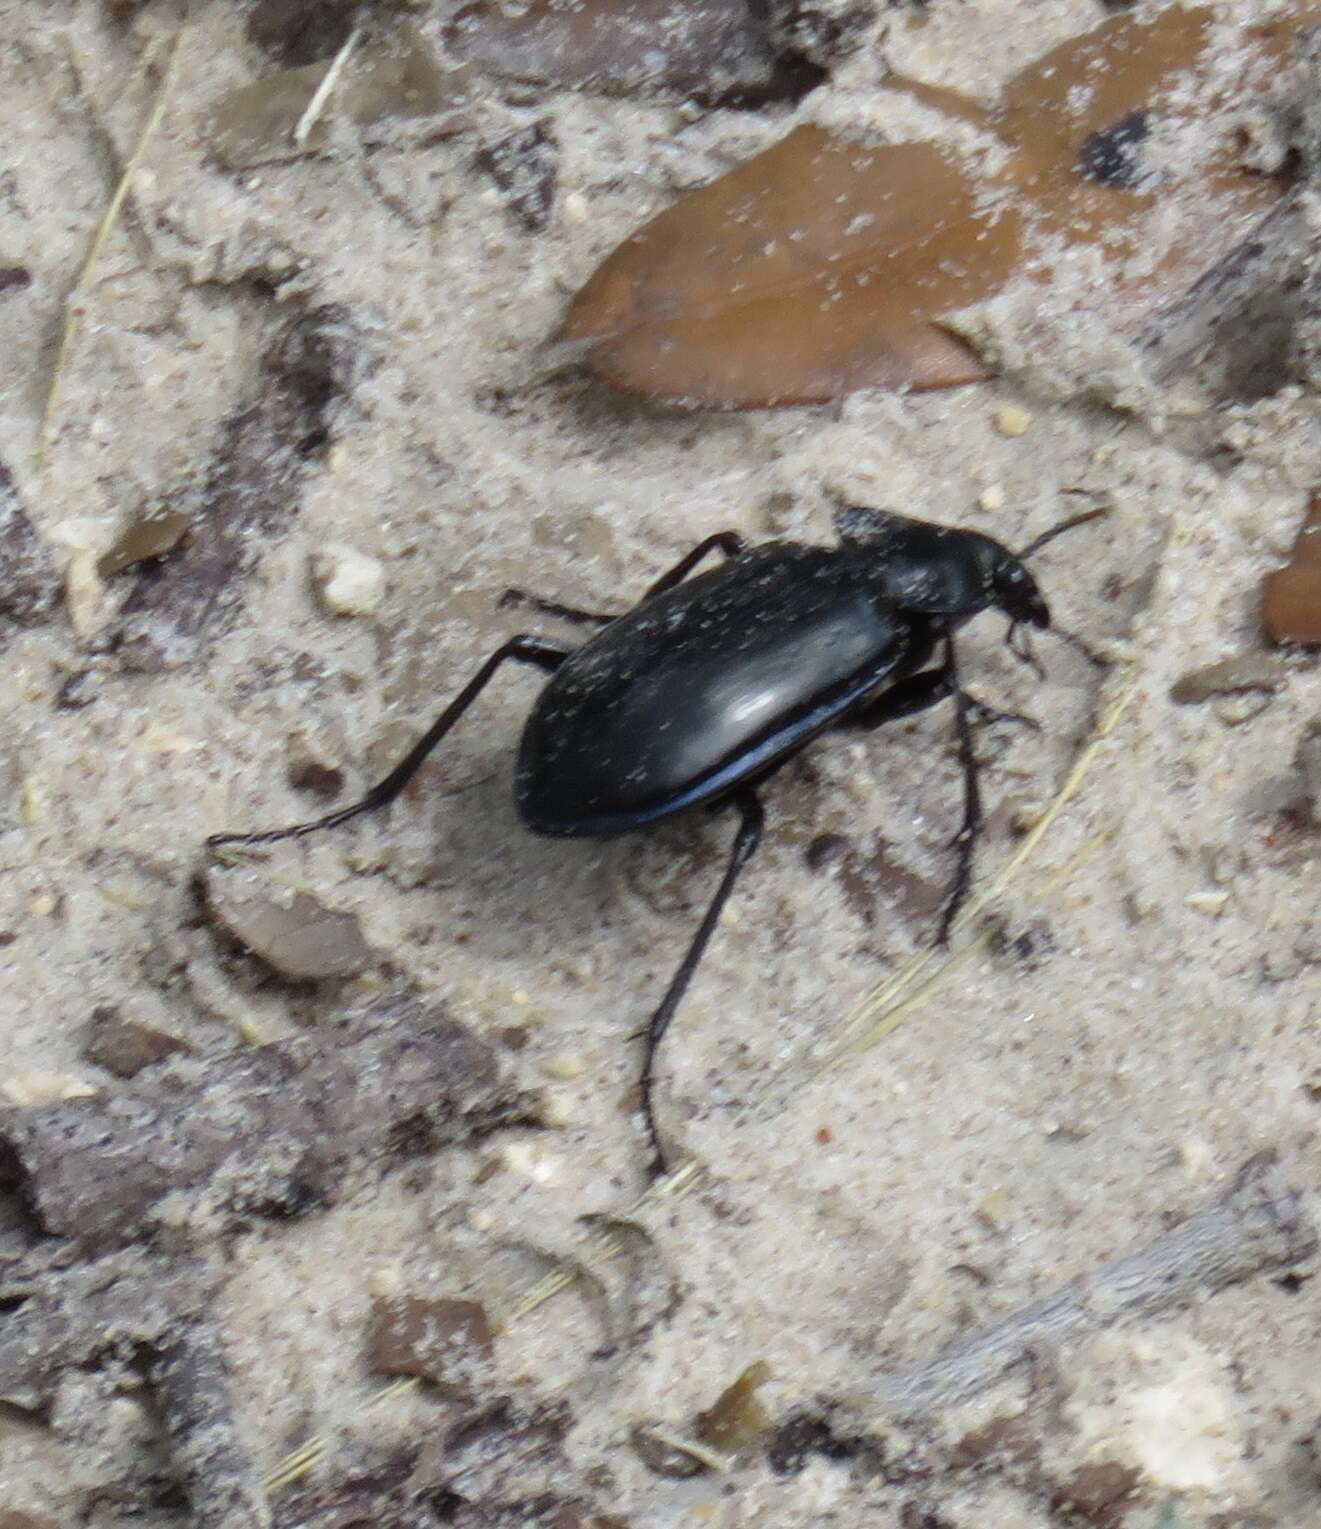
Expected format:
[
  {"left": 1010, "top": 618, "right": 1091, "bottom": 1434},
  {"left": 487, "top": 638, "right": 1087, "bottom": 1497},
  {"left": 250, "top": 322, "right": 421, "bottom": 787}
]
[{"left": 1017, "top": 505, "right": 1109, "bottom": 562}]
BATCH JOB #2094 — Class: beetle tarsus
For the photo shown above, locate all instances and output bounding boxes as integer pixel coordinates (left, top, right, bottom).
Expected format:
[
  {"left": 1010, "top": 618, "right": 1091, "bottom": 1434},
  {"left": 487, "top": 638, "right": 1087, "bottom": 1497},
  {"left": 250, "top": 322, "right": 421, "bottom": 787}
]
[{"left": 965, "top": 696, "right": 1040, "bottom": 732}]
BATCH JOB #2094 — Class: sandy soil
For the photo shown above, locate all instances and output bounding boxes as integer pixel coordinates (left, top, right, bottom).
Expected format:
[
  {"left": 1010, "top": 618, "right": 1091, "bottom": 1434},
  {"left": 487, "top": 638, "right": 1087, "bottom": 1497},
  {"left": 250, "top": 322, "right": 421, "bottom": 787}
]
[{"left": 1, "top": 2, "right": 1319, "bottom": 1526}]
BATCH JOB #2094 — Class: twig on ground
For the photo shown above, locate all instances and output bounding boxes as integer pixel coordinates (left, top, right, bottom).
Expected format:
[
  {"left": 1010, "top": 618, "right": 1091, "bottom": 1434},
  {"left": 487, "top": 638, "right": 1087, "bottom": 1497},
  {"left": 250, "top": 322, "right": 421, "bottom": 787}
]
[
  {"left": 864, "top": 1152, "right": 1316, "bottom": 1420},
  {"left": 0, "top": 1004, "right": 526, "bottom": 1253},
  {"left": 151, "top": 1321, "right": 273, "bottom": 1529}
]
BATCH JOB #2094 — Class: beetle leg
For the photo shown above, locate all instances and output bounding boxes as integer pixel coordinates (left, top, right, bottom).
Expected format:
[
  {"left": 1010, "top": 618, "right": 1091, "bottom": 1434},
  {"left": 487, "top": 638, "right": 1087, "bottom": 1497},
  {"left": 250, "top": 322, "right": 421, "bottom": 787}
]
[
  {"left": 939, "top": 636, "right": 982, "bottom": 945},
  {"left": 497, "top": 530, "right": 746, "bottom": 625},
  {"left": 963, "top": 695, "right": 1040, "bottom": 732},
  {"left": 207, "top": 636, "right": 569, "bottom": 850},
  {"left": 639, "top": 787, "right": 764, "bottom": 1178},
  {"left": 498, "top": 589, "right": 620, "bottom": 626},
  {"left": 641, "top": 531, "right": 746, "bottom": 602},
  {"left": 844, "top": 658, "right": 988, "bottom": 941}
]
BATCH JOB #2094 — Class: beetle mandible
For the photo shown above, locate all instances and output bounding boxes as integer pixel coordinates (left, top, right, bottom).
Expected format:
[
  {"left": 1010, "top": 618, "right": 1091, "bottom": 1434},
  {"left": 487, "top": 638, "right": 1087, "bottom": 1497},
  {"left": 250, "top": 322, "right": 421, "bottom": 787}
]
[{"left": 208, "top": 504, "right": 1103, "bottom": 1174}]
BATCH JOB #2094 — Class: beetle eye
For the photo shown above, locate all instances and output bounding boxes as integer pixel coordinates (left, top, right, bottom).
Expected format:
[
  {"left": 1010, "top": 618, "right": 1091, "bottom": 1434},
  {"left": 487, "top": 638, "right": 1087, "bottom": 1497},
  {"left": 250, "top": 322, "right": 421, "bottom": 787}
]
[{"left": 994, "top": 559, "right": 1050, "bottom": 628}]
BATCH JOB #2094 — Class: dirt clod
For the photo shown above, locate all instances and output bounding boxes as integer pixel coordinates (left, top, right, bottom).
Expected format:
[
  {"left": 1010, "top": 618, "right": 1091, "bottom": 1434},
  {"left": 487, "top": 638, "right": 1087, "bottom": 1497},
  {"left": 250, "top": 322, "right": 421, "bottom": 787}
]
[
  {"left": 370, "top": 1295, "right": 494, "bottom": 1399},
  {"left": 81, "top": 1007, "right": 191, "bottom": 1078}
]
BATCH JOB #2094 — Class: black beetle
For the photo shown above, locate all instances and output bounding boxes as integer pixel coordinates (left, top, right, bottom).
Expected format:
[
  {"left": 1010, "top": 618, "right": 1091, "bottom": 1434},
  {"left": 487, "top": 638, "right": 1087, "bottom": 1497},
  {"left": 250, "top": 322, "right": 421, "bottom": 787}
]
[{"left": 209, "top": 504, "right": 1101, "bottom": 1173}]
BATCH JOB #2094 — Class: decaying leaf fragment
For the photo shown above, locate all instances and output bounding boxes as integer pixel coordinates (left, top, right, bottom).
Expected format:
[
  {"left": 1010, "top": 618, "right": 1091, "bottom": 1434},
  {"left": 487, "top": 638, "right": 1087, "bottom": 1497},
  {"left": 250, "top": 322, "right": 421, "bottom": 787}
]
[
  {"left": 560, "top": 5, "right": 1320, "bottom": 407},
  {"left": 1264, "top": 491, "right": 1321, "bottom": 645},
  {"left": 81, "top": 1006, "right": 191, "bottom": 1078},
  {"left": 695, "top": 1360, "right": 774, "bottom": 1453},
  {"left": 205, "top": 863, "right": 374, "bottom": 981},
  {"left": 444, "top": 0, "right": 824, "bottom": 107},
  {"left": 1168, "top": 652, "right": 1290, "bottom": 705},
  {"left": 209, "top": 25, "right": 473, "bottom": 170},
  {"left": 97, "top": 507, "right": 189, "bottom": 578}
]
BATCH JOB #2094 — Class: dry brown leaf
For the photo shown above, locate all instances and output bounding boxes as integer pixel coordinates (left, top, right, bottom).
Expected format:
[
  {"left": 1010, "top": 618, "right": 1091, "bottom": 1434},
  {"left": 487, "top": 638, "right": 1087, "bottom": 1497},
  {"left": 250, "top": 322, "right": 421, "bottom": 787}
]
[
  {"left": 561, "top": 5, "right": 1319, "bottom": 407},
  {"left": 1264, "top": 491, "right": 1321, "bottom": 645}
]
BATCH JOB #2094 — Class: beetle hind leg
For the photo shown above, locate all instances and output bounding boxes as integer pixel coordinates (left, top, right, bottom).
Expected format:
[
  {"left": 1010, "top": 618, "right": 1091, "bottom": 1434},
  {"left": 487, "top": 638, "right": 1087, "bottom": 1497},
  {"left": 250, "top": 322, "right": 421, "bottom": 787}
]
[
  {"left": 207, "top": 635, "right": 568, "bottom": 850},
  {"left": 639, "top": 788, "right": 764, "bottom": 1178}
]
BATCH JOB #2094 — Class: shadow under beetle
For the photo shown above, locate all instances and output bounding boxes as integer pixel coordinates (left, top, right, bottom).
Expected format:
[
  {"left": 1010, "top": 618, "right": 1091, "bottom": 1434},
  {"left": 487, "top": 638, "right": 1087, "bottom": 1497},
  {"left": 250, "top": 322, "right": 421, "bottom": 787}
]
[{"left": 208, "top": 504, "right": 1102, "bottom": 1175}]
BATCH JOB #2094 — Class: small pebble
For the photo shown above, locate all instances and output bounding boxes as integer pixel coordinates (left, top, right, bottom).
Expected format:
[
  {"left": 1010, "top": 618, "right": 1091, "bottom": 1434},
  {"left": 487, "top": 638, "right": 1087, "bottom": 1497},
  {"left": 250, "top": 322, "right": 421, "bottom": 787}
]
[
  {"left": 538, "top": 1091, "right": 575, "bottom": 1128},
  {"left": 2, "top": 1068, "right": 97, "bottom": 1106},
  {"left": 1184, "top": 889, "right": 1229, "bottom": 916},
  {"left": 1008, "top": 799, "right": 1047, "bottom": 833},
  {"left": 543, "top": 1053, "right": 586, "bottom": 1080},
  {"left": 501, "top": 1140, "right": 559, "bottom": 1183},
  {"left": 365, "top": 1266, "right": 404, "bottom": 1299},
  {"left": 63, "top": 547, "right": 107, "bottom": 639},
  {"left": 978, "top": 483, "right": 1006, "bottom": 512},
  {"left": 978, "top": 1189, "right": 1010, "bottom": 1227},
  {"left": 1213, "top": 692, "right": 1273, "bottom": 726},
  {"left": 994, "top": 404, "right": 1032, "bottom": 438},
  {"left": 313, "top": 543, "right": 386, "bottom": 617},
  {"left": 1176, "top": 1138, "right": 1214, "bottom": 1176}
]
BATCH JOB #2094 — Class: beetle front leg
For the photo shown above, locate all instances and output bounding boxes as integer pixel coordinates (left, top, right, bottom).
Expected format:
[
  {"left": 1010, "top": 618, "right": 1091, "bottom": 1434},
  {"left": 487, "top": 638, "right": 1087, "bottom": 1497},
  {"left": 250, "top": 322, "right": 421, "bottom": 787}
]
[
  {"left": 207, "top": 635, "right": 568, "bottom": 850},
  {"left": 639, "top": 787, "right": 764, "bottom": 1178}
]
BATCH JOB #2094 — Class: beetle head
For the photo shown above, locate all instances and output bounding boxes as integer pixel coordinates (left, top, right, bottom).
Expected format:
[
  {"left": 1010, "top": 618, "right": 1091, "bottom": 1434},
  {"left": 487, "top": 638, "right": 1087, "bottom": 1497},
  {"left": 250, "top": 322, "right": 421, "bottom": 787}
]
[
  {"left": 834, "top": 505, "right": 1049, "bottom": 625},
  {"left": 989, "top": 552, "right": 1050, "bottom": 628}
]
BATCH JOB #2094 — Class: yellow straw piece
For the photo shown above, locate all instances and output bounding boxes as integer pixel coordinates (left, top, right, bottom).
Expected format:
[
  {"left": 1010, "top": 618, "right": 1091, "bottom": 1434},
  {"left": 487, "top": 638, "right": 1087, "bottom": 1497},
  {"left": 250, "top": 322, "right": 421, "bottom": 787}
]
[{"left": 37, "top": 30, "right": 183, "bottom": 474}]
